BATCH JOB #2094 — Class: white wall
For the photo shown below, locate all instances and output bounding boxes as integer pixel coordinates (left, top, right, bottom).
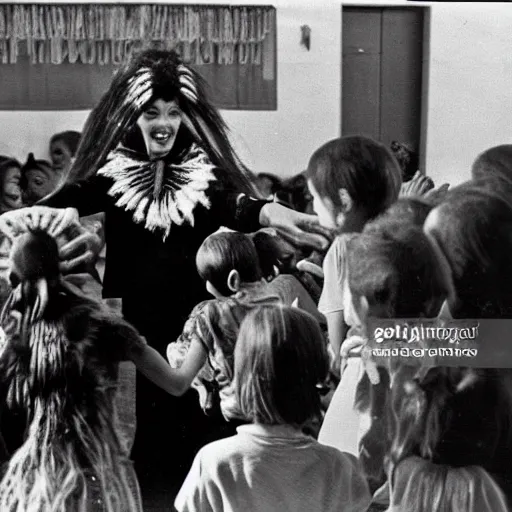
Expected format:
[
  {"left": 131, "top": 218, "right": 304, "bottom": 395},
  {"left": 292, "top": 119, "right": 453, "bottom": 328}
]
[
  {"left": 424, "top": 2, "right": 512, "bottom": 186},
  {"left": 0, "top": 1, "right": 511, "bottom": 186}
]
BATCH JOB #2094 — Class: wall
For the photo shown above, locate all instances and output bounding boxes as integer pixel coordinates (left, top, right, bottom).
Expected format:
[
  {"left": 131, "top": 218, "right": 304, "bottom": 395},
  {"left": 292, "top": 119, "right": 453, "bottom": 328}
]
[
  {"left": 424, "top": 2, "right": 512, "bottom": 186},
  {"left": 0, "top": 0, "right": 342, "bottom": 180},
  {"left": 0, "top": 1, "right": 511, "bottom": 186}
]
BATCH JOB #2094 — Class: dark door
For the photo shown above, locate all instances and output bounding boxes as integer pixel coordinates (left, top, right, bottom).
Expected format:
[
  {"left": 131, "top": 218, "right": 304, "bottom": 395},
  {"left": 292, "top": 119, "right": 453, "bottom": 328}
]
[{"left": 342, "top": 7, "right": 425, "bottom": 154}]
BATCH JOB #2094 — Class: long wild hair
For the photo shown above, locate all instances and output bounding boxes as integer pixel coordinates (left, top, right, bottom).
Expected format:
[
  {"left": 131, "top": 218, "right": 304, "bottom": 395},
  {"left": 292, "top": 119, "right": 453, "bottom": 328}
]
[
  {"left": 47, "top": 49, "right": 258, "bottom": 201},
  {"left": 0, "top": 229, "right": 140, "bottom": 511}
]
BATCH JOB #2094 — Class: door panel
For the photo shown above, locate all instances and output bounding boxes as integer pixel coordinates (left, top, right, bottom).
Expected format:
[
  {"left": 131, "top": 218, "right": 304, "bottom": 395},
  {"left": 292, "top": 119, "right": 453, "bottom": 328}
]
[
  {"left": 342, "top": 7, "right": 424, "bottom": 154},
  {"left": 380, "top": 9, "right": 424, "bottom": 146}
]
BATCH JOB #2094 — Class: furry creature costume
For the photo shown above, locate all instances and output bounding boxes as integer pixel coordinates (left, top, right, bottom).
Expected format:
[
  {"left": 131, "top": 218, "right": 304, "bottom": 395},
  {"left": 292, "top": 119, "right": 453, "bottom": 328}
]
[{"left": 0, "top": 225, "right": 143, "bottom": 511}]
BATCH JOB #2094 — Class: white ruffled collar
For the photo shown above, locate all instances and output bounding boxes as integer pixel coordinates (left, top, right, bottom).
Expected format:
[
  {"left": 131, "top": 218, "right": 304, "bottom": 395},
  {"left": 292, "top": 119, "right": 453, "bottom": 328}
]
[{"left": 97, "top": 143, "right": 217, "bottom": 240}]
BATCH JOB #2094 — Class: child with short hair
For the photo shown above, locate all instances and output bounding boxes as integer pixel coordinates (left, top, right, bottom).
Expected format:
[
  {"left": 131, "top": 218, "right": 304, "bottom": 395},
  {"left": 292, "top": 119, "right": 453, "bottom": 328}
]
[
  {"left": 167, "top": 230, "right": 307, "bottom": 420},
  {"left": 250, "top": 228, "right": 324, "bottom": 320},
  {"left": 306, "top": 135, "right": 402, "bottom": 372},
  {"left": 175, "top": 305, "right": 371, "bottom": 512}
]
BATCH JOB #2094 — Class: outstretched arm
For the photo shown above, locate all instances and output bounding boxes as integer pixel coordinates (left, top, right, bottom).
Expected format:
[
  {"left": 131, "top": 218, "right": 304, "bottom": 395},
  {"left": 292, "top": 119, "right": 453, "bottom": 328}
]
[
  {"left": 131, "top": 340, "right": 207, "bottom": 397},
  {"left": 88, "top": 305, "right": 209, "bottom": 397},
  {"left": 211, "top": 175, "right": 331, "bottom": 252}
]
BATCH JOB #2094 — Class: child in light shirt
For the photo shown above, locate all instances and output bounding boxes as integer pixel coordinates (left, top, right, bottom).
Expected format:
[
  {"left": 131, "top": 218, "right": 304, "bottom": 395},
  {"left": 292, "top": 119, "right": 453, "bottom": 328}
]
[{"left": 175, "top": 305, "right": 371, "bottom": 512}]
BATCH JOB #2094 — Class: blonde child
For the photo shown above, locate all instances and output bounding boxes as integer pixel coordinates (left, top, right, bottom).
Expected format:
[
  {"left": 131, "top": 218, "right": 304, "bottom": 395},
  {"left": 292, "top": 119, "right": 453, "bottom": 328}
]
[{"left": 175, "top": 305, "right": 371, "bottom": 512}]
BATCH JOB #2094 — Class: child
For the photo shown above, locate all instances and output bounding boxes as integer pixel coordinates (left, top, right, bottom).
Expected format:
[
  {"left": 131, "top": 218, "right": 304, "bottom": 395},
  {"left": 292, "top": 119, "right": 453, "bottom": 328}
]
[
  {"left": 167, "top": 231, "right": 300, "bottom": 420},
  {"left": 0, "top": 228, "right": 150, "bottom": 510},
  {"left": 472, "top": 144, "right": 512, "bottom": 186},
  {"left": 306, "top": 135, "right": 402, "bottom": 373},
  {"left": 49, "top": 130, "right": 81, "bottom": 174},
  {"left": 318, "top": 219, "right": 449, "bottom": 504},
  {"left": 387, "top": 366, "right": 510, "bottom": 512},
  {"left": 251, "top": 228, "right": 324, "bottom": 316},
  {"left": 425, "top": 184, "right": 512, "bottom": 318},
  {"left": 424, "top": 184, "right": 512, "bottom": 506},
  {"left": 21, "top": 154, "right": 60, "bottom": 206},
  {"left": 175, "top": 305, "right": 372, "bottom": 512}
]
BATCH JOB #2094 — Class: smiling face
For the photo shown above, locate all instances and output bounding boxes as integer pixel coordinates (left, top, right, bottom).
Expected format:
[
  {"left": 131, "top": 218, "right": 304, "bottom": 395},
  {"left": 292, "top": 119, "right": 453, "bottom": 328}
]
[
  {"left": 136, "top": 99, "right": 183, "bottom": 160},
  {"left": 2, "top": 166, "right": 22, "bottom": 211}
]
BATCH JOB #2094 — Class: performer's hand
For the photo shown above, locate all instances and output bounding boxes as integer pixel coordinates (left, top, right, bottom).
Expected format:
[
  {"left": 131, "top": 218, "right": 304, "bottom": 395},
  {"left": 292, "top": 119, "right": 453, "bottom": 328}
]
[
  {"left": 259, "top": 202, "right": 332, "bottom": 251},
  {"left": 0, "top": 206, "right": 79, "bottom": 239},
  {"left": 0, "top": 207, "right": 102, "bottom": 274}
]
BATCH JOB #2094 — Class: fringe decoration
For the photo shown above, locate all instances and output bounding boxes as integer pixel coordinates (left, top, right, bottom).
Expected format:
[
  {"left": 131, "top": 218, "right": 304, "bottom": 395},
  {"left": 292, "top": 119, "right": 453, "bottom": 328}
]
[
  {"left": 0, "top": 4, "right": 276, "bottom": 66},
  {"left": 0, "top": 314, "right": 138, "bottom": 511},
  {"left": 98, "top": 143, "right": 216, "bottom": 240}
]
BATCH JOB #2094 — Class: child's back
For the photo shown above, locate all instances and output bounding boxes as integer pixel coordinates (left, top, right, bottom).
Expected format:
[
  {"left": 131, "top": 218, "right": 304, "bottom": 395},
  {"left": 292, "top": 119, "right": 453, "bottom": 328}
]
[
  {"left": 173, "top": 282, "right": 282, "bottom": 418},
  {"left": 176, "top": 423, "right": 370, "bottom": 512}
]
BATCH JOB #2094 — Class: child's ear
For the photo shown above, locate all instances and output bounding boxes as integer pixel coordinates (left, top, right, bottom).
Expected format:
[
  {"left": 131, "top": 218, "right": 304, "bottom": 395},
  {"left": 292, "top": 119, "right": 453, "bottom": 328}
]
[
  {"left": 338, "top": 188, "right": 353, "bottom": 213},
  {"left": 227, "top": 269, "right": 241, "bottom": 293}
]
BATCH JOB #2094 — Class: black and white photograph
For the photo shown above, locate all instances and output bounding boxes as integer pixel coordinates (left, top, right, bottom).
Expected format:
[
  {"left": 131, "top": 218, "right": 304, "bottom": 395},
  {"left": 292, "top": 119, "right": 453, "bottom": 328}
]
[{"left": 0, "top": 0, "right": 511, "bottom": 510}]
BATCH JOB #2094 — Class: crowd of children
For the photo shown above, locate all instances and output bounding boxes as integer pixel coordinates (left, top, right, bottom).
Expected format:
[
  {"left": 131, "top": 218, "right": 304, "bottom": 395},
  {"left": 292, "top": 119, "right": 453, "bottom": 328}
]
[
  {"left": 2, "top": 103, "right": 512, "bottom": 510},
  {"left": 169, "top": 136, "right": 512, "bottom": 512}
]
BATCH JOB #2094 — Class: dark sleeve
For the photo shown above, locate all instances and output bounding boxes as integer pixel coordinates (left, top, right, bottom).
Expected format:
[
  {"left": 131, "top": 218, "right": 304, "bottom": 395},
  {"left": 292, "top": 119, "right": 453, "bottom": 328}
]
[
  {"left": 210, "top": 170, "right": 270, "bottom": 233},
  {"left": 40, "top": 175, "right": 109, "bottom": 217}
]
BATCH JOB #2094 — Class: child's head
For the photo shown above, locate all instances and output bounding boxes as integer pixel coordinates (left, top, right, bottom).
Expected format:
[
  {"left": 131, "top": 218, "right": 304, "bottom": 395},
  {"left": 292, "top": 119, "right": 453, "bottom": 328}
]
[
  {"left": 0, "top": 156, "right": 22, "bottom": 212},
  {"left": 21, "top": 154, "right": 59, "bottom": 205},
  {"left": 49, "top": 131, "right": 81, "bottom": 173},
  {"left": 425, "top": 184, "right": 512, "bottom": 317},
  {"left": 346, "top": 219, "right": 448, "bottom": 320},
  {"left": 234, "top": 305, "right": 329, "bottom": 427},
  {"left": 251, "top": 229, "right": 296, "bottom": 280},
  {"left": 196, "top": 231, "right": 262, "bottom": 298},
  {"left": 472, "top": 144, "right": 512, "bottom": 185},
  {"left": 254, "top": 172, "right": 282, "bottom": 199},
  {"left": 306, "top": 135, "right": 402, "bottom": 231}
]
